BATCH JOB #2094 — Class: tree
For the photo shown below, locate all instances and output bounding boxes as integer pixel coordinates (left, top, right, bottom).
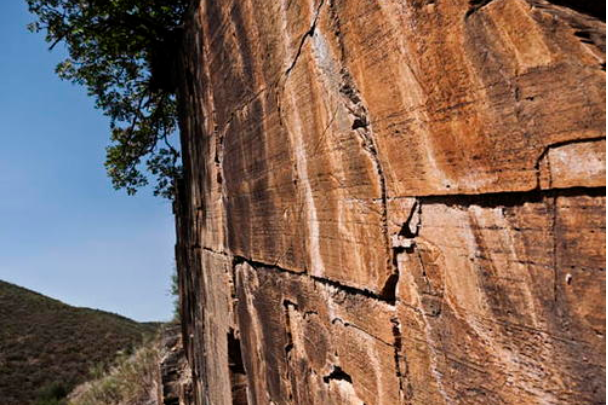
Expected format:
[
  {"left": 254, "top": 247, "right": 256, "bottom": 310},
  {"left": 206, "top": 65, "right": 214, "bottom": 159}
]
[
  {"left": 170, "top": 266, "right": 180, "bottom": 321},
  {"left": 26, "top": 0, "right": 188, "bottom": 198}
]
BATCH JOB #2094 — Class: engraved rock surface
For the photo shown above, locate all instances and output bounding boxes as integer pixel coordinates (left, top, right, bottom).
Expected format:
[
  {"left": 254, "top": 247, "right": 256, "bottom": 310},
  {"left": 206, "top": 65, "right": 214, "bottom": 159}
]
[{"left": 174, "top": 0, "right": 605, "bottom": 403}]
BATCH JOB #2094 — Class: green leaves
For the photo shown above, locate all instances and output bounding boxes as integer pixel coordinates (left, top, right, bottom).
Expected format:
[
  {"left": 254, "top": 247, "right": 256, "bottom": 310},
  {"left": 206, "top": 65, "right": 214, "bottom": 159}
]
[{"left": 27, "top": 0, "right": 186, "bottom": 199}]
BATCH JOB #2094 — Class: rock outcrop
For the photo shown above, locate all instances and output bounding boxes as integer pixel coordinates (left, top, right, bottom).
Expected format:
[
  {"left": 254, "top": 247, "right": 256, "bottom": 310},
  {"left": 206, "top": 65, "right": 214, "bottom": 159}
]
[
  {"left": 174, "top": 0, "right": 605, "bottom": 404},
  {"left": 160, "top": 325, "right": 194, "bottom": 405}
]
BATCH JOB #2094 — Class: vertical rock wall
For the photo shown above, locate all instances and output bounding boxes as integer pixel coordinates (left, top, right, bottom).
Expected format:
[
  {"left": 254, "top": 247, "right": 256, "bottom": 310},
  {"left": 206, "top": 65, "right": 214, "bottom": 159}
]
[
  {"left": 160, "top": 325, "right": 194, "bottom": 405},
  {"left": 174, "top": 0, "right": 606, "bottom": 404}
]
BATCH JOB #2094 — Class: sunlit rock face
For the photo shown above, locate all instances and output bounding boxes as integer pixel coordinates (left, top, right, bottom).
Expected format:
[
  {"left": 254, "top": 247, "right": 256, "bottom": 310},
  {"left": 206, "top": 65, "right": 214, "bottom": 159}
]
[{"left": 174, "top": 0, "right": 605, "bottom": 404}]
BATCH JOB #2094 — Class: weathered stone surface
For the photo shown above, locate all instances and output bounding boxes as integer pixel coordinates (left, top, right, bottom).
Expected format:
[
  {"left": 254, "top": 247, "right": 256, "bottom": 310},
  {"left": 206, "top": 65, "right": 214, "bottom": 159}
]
[
  {"left": 332, "top": 0, "right": 605, "bottom": 197},
  {"left": 538, "top": 139, "right": 606, "bottom": 189},
  {"left": 174, "top": 0, "right": 605, "bottom": 404},
  {"left": 173, "top": 216, "right": 238, "bottom": 405},
  {"left": 160, "top": 325, "right": 194, "bottom": 405},
  {"left": 394, "top": 193, "right": 605, "bottom": 404},
  {"left": 235, "top": 261, "right": 399, "bottom": 405}
]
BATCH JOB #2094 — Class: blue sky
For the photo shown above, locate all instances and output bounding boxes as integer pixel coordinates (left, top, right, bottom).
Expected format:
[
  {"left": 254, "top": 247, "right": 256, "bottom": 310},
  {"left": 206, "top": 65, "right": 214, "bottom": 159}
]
[{"left": 0, "top": 2, "right": 176, "bottom": 322}]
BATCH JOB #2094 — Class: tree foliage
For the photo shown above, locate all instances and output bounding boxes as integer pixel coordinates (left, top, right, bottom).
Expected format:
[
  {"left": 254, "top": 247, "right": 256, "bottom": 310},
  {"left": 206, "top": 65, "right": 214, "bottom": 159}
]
[
  {"left": 26, "top": 0, "right": 188, "bottom": 198},
  {"left": 170, "top": 266, "right": 180, "bottom": 321}
]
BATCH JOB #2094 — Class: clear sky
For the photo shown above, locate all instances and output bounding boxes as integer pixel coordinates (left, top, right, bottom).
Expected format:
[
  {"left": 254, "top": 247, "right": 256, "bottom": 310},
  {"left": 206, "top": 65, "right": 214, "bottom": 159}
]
[{"left": 0, "top": 2, "right": 176, "bottom": 322}]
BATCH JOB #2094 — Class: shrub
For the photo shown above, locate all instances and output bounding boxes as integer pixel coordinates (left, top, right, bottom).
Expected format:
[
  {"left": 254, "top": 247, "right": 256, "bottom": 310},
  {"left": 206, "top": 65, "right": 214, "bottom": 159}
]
[
  {"left": 35, "top": 381, "right": 69, "bottom": 405},
  {"left": 68, "top": 341, "right": 160, "bottom": 405}
]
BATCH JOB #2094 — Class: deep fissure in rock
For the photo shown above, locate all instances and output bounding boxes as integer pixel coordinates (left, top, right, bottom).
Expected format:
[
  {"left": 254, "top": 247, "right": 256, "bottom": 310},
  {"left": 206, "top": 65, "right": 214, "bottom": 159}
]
[{"left": 228, "top": 330, "right": 249, "bottom": 405}]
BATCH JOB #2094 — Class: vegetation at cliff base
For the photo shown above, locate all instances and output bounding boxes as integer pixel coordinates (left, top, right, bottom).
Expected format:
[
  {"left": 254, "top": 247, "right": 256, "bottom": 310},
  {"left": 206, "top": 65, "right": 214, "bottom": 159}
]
[
  {"left": 68, "top": 341, "right": 161, "bottom": 405},
  {"left": 0, "top": 280, "right": 159, "bottom": 405},
  {"left": 26, "top": 0, "right": 188, "bottom": 198}
]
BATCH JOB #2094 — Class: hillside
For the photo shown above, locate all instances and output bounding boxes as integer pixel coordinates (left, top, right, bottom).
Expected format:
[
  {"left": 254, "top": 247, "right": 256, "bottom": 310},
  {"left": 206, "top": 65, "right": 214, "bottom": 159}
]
[{"left": 0, "top": 280, "right": 159, "bottom": 405}]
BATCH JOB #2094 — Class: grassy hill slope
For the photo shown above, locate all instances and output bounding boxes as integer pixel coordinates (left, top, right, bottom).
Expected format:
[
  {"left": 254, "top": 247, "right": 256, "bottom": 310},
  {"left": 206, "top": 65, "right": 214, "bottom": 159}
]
[{"left": 0, "top": 280, "right": 159, "bottom": 405}]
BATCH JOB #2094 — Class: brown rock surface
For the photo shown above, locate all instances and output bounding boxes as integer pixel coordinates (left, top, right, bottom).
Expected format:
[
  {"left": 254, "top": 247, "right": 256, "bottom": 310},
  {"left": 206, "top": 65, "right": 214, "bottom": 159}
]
[
  {"left": 174, "top": 0, "right": 605, "bottom": 404},
  {"left": 160, "top": 325, "right": 194, "bottom": 405}
]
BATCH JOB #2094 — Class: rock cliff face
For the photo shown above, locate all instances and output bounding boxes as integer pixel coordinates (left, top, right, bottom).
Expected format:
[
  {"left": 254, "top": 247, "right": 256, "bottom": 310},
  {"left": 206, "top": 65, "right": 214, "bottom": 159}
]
[
  {"left": 173, "top": 0, "right": 605, "bottom": 404},
  {"left": 160, "top": 326, "right": 194, "bottom": 405}
]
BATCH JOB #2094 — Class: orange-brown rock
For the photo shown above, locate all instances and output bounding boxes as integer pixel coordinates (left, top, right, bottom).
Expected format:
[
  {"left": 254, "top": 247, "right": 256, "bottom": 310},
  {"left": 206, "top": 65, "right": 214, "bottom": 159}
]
[{"left": 174, "top": 0, "right": 605, "bottom": 404}]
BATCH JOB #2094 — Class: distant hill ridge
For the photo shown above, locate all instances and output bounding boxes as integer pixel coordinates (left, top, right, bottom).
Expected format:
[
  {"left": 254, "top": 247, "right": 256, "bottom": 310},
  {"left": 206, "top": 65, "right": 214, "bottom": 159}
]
[{"left": 0, "top": 279, "right": 159, "bottom": 405}]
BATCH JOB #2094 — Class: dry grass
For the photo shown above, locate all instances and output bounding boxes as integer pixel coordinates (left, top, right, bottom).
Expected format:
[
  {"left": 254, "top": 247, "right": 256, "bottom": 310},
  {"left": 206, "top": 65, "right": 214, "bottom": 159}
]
[{"left": 68, "top": 341, "right": 161, "bottom": 405}]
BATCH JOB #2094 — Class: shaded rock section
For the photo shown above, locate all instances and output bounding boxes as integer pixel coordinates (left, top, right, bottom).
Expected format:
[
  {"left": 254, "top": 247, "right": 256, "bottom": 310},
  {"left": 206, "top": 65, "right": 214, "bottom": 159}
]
[{"left": 160, "top": 325, "right": 194, "bottom": 405}]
